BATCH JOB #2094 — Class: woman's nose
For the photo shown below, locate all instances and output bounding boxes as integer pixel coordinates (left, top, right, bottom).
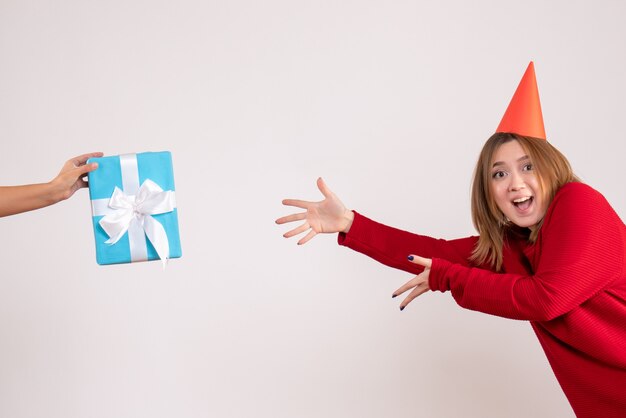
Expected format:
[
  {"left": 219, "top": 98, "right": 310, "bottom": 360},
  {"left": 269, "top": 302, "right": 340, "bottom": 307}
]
[{"left": 508, "top": 172, "right": 525, "bottom": 191}]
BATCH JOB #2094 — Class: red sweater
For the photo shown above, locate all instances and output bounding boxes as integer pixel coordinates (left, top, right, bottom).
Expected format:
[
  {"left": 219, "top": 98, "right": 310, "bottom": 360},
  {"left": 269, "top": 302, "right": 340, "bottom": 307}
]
[{"left": 338, "top": 182, "right": 626, "bottom": 418}]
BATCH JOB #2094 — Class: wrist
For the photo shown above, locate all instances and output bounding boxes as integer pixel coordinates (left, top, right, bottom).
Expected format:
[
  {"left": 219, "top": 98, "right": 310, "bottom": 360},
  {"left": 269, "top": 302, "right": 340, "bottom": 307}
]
[
  {"left": 46, "top": 179, "right": 69, "bottom": 203},
  {"left": 341, "top": 210, "right": 354, "bottom": 233}
]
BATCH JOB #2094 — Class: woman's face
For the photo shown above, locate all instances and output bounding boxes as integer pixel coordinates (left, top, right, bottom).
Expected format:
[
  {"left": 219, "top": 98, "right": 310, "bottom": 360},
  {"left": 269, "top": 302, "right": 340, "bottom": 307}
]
[{"left": 490, "top": 140, "right": 548, "bottom": 231}]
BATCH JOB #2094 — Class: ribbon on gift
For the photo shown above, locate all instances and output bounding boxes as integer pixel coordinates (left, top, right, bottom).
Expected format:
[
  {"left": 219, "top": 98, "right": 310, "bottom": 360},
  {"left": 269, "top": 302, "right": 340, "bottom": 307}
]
[{"left": 90, "top": 154, "right": 176, "bottom": 267}]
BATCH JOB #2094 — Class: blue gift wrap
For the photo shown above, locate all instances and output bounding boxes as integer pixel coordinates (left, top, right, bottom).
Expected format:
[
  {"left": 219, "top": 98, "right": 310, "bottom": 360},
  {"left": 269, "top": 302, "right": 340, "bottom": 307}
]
[{"left": 87, "top": 151, "right": 182, "bottom": 265}]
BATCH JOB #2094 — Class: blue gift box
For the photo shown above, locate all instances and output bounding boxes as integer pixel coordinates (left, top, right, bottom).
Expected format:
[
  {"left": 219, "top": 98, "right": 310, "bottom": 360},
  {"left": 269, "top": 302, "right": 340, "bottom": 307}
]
[{"left": 87, "top": 151, "right": 182, "bottom": 265}]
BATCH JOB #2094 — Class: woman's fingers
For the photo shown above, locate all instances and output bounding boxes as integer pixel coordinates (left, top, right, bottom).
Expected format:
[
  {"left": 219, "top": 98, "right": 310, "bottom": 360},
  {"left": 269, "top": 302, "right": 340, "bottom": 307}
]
[
  {"left": 75, "top": 178, "right": 89, "bottom": 190},
  {"left": 278, "top": 198, "right": 317, "bottom": 244},
  {"left": 316, "top": 177, "right": 332, "bottom": 198},
  {"left": 70, "top": 152, "right": 104, "bottom": 167},
  {"left": 73, "top": 161, "right": 99, "bottom": 177},
  {"left": 392, "top": 274, "right": 430, "bottom": 310},
  {"left": 399, "top": 282, "right": 430, "bottom": 311},
  {"left": 392, "top": 275, "right": 422, "bottom": 298},
  {"left": 278, "top": 178, "right": 341, "bottom": 244},
  {"left": 392, "top": 255, "right": 433, "bottom": 311},
  {"left": 298, "top": 229, "right": 317, "bottom": 245},
  {"left": 282, "top": 199, "right": 313, "bottom": 209},
  {"left": 275, "top": 212, "right": 306, "bottom": 225},
  {"left": 407, "top": 254, "right": 432, "bottom": 268},
  {"left": 282, "top": 221, "right": 310, "bottom": 238}
]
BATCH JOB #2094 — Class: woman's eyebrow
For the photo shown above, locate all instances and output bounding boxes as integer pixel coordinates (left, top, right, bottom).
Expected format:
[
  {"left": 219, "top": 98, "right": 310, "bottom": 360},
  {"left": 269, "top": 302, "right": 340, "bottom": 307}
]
[{"left": 492, "top": 155, "right": 530, "bottom": 168}]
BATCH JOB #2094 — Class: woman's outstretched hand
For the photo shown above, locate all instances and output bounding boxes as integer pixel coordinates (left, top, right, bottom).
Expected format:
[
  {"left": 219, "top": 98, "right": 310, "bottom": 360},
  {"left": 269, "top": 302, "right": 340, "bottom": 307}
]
[
  {"left": 276, "top": 177, "right": 354, "bottom": 245},
  {"left": 392, "top": 255, "right": 433, "bottom": 311}
]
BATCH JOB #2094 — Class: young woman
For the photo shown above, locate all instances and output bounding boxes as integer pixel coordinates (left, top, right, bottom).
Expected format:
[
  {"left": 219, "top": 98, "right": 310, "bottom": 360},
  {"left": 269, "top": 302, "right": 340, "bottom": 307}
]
[
  {"left": 276, "top": 64, "right": 626, "bottom": 417},
  {"left": 0, "top": 152, "right": 102, "bottom": 217}
]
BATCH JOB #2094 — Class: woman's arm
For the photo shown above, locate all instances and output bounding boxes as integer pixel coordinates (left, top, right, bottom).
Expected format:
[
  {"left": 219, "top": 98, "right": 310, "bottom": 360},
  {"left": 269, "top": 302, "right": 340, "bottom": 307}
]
[
  {"left": 277, "top": 178, "right": 477, "bottom": 275},
  {"left": 0, "top": 152, "right": 102, "bottom": 217},
  {"left": 339, "top": 211, "right": 477, "bottom": 275}
]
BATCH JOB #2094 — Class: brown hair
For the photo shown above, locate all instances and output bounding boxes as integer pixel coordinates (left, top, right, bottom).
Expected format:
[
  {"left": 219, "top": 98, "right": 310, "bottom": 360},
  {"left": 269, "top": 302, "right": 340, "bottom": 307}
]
[{"left": 470, "top": 132, "right": 579, "bottom": 271}]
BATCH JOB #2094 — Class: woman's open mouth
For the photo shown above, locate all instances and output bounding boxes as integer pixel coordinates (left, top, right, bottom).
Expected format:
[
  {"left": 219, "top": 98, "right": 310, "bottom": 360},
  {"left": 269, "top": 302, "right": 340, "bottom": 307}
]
[{"left": 513, "top": 196, "right": 533, "bottom": 212}]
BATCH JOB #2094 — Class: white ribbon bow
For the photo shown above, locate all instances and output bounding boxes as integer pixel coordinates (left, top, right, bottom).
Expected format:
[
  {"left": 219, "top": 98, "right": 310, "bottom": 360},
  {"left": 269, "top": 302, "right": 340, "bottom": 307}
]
[{"left": 99, "top": 179, "right": 175, "bottom": 266}]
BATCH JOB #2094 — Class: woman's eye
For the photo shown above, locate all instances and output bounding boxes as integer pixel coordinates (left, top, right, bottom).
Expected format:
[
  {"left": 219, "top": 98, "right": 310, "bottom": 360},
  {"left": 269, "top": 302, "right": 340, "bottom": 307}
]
[
  {"left": 523, "top": 163, "right": 534, "bottom": 171},
  {"left": 492, "top": 171, "right": 506, "bottom": 179}
]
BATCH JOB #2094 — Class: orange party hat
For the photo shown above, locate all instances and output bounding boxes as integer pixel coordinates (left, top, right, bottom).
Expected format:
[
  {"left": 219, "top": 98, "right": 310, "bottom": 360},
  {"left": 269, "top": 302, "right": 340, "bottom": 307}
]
[{"left": 496, "top": 61, "right": 546, "bottom": 140}]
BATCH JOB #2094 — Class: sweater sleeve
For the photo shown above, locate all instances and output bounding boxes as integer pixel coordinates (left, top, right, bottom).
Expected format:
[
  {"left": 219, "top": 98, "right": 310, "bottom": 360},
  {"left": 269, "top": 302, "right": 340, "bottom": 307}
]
[
  {"left": 429, "top": 183, "right": 625, "bottom": 321},
  {"left": 338, "top": 211, "right": 477, "bottom": 275}
]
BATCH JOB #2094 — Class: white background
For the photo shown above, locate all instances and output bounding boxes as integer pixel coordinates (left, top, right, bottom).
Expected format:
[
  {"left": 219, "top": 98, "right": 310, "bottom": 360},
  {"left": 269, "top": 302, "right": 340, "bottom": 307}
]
[{"left": 1, "top": 1, "right": 625, "bottom": 417}]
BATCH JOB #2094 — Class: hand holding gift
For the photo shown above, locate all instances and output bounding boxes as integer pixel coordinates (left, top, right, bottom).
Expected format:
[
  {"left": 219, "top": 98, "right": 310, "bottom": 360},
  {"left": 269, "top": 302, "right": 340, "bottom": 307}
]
[{"left": 0, "top": 152, "right": 103, "bottom": 217}]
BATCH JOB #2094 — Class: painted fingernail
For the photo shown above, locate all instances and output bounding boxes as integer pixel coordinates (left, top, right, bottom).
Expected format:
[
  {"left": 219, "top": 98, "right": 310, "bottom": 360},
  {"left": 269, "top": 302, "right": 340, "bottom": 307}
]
[
  {"left": 392, "top": 294, "right": 397, "bottom": 299},
  {"left": 400, "top": 306, "right": 405, "bottom": 311},
  {"left": 407, "top": 255, "right": 414, "bottom": 261}
]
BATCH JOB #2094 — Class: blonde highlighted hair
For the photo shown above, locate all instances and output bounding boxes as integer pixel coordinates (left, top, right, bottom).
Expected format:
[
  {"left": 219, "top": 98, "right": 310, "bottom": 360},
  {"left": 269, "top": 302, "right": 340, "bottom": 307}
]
[{"left": 470, "top": 132, "right": 579, "bottom": 271}]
